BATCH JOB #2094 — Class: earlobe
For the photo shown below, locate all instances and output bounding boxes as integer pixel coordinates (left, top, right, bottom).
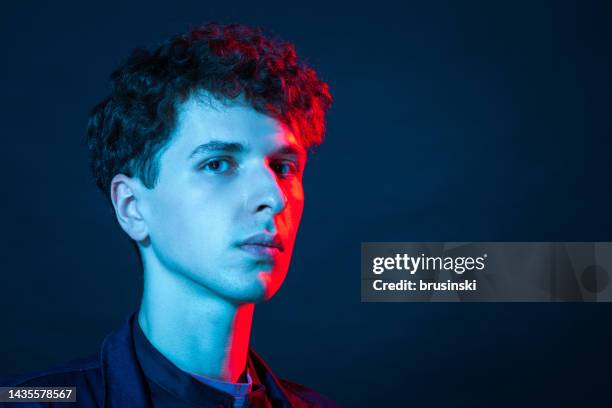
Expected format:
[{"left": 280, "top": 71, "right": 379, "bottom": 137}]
[{"left": 110, "top": 174, "right": 148, "bottom": 242}]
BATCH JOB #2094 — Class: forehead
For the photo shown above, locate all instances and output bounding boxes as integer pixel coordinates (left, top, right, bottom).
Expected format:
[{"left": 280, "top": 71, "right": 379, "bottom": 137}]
[{"left": 167, "top": 93, "right": 303, "bottom": 155}]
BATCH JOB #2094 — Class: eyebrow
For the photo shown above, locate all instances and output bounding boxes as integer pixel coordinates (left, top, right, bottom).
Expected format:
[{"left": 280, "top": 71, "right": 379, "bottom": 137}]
[
  {"left": 188, "top": 140, "right": 305, "bottom": 159},
  {"left": 189, "top": 141, "right": 245, "bottom": 158},
  {"left": 274, "top": 144, "right": 305, "bottom": 156}
]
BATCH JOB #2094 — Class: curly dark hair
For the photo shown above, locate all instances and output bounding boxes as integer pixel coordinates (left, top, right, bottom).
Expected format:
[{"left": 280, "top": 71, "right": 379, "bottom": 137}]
[{"left": 86, "top": 22, "right": 332, "bottom": 200}]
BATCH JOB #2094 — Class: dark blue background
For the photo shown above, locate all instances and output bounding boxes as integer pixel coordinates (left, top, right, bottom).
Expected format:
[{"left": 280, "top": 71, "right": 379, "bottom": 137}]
[{"left": 1, "top": 0, "right": 611, "bottom": 406}]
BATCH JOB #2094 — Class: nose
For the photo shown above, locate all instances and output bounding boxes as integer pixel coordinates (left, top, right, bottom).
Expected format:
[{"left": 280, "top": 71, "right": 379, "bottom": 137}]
[{"left": 246, "top": 161, "right": 288, "bottom": 216}]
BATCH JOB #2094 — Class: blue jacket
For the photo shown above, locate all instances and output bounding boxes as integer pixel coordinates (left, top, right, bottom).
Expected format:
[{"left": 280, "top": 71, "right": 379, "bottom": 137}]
[{"left": 1, "top": 313, "right": 338, "bottom": 407}]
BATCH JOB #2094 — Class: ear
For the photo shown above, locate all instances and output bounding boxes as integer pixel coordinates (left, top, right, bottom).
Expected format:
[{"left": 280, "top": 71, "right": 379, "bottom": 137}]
[{"left": 110, "top": 174, "right": 148, "bottom": 242}]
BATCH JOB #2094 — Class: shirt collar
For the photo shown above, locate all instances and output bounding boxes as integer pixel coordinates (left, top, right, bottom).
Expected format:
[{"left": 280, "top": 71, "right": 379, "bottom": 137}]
[{"left": 189, "top": 370, "right": 252, "bottom": 397}]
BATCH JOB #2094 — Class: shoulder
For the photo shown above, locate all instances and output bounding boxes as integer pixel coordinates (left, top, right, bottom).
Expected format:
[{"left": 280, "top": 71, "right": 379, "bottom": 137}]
[
  {"left": 0, "top": 353, "right": 103, "bottom": 407},
  {"left": 279, "top": 378, "right": 341, "bottom": 407},
  {"left": 247, "top": 348, "right": 341, "bottom": 407},
  {"left": 2, "top": 353, "right": 101, "bottom": 386}
]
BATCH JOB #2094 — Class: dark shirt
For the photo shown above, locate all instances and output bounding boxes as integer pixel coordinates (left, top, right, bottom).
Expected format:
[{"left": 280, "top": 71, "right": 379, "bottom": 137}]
[{"left": 1, "top": 311, "right": 339, "bottom": 407}]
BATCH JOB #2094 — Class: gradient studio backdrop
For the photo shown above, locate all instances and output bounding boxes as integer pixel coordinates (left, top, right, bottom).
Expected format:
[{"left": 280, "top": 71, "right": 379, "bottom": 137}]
[{"left": 1, "top": 1, "right": 611, "bottom": 406}]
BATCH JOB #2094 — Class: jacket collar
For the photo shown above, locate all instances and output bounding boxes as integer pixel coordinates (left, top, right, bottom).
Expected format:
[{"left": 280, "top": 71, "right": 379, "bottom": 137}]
[
  {"left": 99, "top": 312, "right": 292, "bottom": 408},
  {"left": 100, "top": 312, "right": 150, "bottom": 408}
]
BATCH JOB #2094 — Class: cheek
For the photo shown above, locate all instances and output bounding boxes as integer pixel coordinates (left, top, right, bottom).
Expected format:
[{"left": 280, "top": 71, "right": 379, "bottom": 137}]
[
  {"left": 278, "top": 182, "right": 305, "bottom": 240},
  {"left": 288, "top": 200, "right": 304, "bottom": 232},
  {"left": 290, "top": 181, "right": 305, "bottom": 222},
  {"left": 146, "top": 184, "right": 229, "bottom": 255}
]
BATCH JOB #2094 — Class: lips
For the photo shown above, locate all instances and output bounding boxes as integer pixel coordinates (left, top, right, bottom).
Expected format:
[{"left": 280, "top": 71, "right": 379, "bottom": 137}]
[
  {"left": 239, "top": 233, "right": 284, "bottom": 250},
  {"left": 237, "top": 233, "right": 284, "bottom": 259}
]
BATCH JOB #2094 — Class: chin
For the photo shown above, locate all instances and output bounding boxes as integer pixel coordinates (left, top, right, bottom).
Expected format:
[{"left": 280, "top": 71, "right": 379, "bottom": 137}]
[
  {"left": 215, "top": 279, "right": 272, "bottom": 305},
  {"left": 261, "top": 278, "right": 285, "bottom": 302},
  {"left": 234, "top": 273, "right": 285, "bottom": 304}
]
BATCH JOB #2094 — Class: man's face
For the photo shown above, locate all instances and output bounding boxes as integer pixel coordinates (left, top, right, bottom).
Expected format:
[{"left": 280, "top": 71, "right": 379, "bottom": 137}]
[{"left": 137, "top": 93, "right": 306, "bottom": 304}]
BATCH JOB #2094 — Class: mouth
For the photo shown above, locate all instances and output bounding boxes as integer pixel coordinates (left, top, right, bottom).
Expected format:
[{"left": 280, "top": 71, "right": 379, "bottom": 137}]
[
  {"left": 238, "top": 244, "right": 281, "bottom": 259},
  {"left": 237, "top": 233, "right": 284, "bottom": 260}
]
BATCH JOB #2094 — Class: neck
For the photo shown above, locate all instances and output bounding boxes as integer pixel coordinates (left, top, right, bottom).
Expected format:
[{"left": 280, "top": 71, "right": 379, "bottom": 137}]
[{"left": 137, "top": 255, "right": 254, "bottom": 383}]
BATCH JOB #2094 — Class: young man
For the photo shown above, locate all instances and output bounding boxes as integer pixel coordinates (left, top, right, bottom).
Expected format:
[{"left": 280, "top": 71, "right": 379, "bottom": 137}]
[{"left": 3, "top": 23, "right": 334, "bottom": 407}]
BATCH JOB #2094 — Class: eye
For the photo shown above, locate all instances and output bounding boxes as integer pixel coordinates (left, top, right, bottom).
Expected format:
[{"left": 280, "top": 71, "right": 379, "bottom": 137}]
[
  {"left": 271, "top": 160, "right": 298, "bottom": 178},
  {"left": 200, "top": 158, "right": 236, "bottom": 174}
]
